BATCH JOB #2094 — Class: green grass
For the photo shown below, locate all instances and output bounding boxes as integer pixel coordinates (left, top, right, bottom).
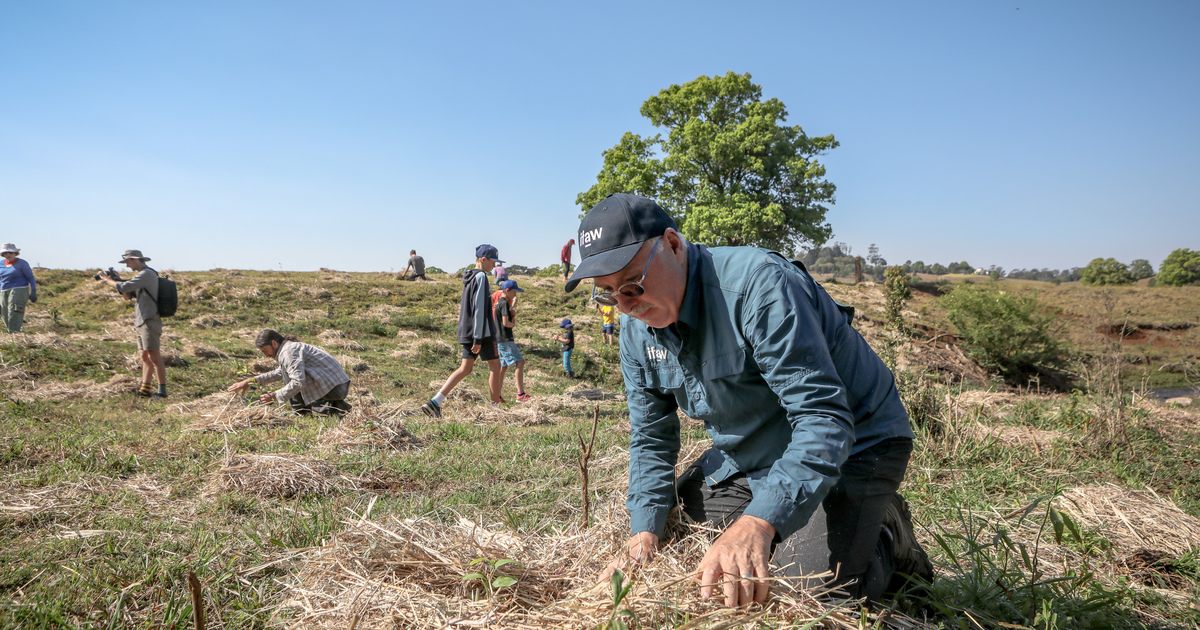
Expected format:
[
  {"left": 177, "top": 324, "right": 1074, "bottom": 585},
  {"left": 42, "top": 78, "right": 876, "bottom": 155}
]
[{"left": 2, "top": 269, "right": 1198, "bottom": 628}]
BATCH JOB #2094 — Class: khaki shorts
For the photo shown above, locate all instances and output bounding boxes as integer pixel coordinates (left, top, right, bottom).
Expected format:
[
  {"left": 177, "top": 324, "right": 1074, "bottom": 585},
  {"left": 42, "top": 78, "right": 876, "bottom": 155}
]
[{"left": 136, "top": 318, "right": 163, "bottom": 352}]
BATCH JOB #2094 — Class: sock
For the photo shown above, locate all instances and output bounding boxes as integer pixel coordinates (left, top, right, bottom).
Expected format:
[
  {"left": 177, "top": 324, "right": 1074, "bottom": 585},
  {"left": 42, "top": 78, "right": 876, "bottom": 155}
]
[
  {"left": 157, "top": 384, "right": 167, "bottom": 396},
  {"left": 432, "top": 392, "right": 446, "bottom": 406},
  {"left": 518, "top": 391, "right": 526, "bottom": 396},
  {"left": 139, "top": 382, "right": 153, "bottom": 395}
]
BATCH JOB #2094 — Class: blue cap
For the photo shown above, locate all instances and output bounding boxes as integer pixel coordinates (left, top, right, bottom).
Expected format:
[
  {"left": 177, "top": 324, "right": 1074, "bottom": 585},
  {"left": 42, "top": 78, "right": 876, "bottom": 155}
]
[
  {"left": 500, "top": 279, "right": 524, "bottom": 292},
  {"left": 560, "top": 318, "right": 573, "bottom": 328},
  {"left": 475, "top": 244, "right": 505, "bottom": 263}
]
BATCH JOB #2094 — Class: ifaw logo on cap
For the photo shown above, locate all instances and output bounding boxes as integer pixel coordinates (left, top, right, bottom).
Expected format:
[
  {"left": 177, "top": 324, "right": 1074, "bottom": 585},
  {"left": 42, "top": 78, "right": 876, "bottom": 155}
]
[{"left": 579, "top": 227, "right": 603, "bottom": 248}]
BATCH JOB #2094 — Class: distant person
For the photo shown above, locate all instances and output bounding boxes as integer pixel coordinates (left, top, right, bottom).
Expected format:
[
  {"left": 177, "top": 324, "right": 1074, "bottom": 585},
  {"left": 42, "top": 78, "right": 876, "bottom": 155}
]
[
  {"left": 95, "top": 250, "right": 167, "bottom": 398},
  {"left": 596, "top": 302, "right": 617, "bottom": 345},
  {"left": 561, "top": 238, "right": 575, "bottom": 283},
  {"left": 553, "top": 318, "right": 575, "bottom": 378},
  {"left": 494, "top": 280, "right": 529, "bottom": 402},
  {"left": 0, "top": 243, "right": 37, "bottom": 333},
  {"left": 493, "top": 262, "right": 508, "bottom": 285},
  {"left": 401, "top": 250, "right": 427, "bottom": 281},
  {"left": 228, "top": 329, "right": 351, "bottom": 415},
  {"left": 421, "top": 244, "right": 505, "bottom": 418}
]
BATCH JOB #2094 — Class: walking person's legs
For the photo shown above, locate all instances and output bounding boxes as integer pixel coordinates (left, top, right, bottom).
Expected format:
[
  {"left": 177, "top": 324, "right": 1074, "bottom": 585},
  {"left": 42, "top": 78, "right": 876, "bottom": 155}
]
[{"left": 1, "top": 287, "right": 29, "bottom": 333}]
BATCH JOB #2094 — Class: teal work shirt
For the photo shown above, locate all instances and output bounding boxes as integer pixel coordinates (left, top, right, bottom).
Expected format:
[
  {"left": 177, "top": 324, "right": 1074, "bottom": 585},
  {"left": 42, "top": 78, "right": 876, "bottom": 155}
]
[{"left": 619, "top": 243, "right": 913, "bottom": 540}]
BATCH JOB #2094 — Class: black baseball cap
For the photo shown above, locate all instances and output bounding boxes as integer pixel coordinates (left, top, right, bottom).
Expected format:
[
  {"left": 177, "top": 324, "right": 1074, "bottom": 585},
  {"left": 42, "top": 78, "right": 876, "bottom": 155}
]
[{"left": 565, "top": 193, "right": 677, "bottom": 292}]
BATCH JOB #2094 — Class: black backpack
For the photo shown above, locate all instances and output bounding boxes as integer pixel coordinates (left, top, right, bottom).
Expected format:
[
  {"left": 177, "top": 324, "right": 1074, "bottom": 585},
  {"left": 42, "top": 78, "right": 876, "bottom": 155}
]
[{"left": 145, "top": 268, "right": 178, "bottom": 318}]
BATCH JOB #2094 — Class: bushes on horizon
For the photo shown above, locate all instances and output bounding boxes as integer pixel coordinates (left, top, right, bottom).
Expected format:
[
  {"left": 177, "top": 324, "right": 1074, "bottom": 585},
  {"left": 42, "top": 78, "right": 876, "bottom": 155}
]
[
  {"left": 941, "top": 285, "right": 1064, "bottom": 384},
  {"left": 1079, "top": 258, "right": 1134, "bottom": 285},
  {"left": 1128, "top": 259, "right": 1154, "bottom": 280},
  {"left": 1157, "top": 248, "right": 1200, "bottom": 286}
]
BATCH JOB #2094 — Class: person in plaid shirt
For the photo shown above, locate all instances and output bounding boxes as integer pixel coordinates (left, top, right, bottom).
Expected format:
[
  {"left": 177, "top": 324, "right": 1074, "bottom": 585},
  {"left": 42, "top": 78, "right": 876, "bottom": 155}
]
[{"left": 228, "top": 329, "right": 352, "bottom": 415}]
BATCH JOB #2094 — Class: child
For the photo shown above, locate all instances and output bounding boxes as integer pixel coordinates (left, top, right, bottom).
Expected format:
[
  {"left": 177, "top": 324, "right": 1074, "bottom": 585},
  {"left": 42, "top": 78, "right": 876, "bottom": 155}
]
[
  {"left": 596, "top": 302, "right": 617, "bottom": 345},
  {"left": 553, "top": 318, "right": 575, "bottom": 378},
  {"left": 421, "top": 244, "right": 505, "bottom": 418},
  {"left": 494, "top": 280, "right": 529, "bottom": 402}
]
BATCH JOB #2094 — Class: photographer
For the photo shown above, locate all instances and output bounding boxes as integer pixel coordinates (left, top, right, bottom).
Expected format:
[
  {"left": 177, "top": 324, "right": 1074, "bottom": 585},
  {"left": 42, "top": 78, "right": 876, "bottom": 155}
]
[{"left": 96, "top": 250, "right": 168, "bottom": 398}]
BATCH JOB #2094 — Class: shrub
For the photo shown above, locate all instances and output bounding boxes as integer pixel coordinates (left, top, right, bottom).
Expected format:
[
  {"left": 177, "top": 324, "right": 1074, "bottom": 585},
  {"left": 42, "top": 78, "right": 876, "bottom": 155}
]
[
  {"left": 941, "top": 285, "right": 1064, "bottom": 384},
  {"left": 1157, "top": 248, "right": 1200, "bottom": 286},
  {"left": 1079, "top": 258, "right": 1133, "bottom": 285},
  {"left": 883, "top": 266, "right": 911, "bottom": 332}
]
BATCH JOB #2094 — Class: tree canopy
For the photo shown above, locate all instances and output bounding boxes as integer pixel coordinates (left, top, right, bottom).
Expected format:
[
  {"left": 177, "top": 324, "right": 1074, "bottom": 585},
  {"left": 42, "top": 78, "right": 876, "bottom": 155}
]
[
  {"left": 1080, "top": 258, "right": 1134, "bottom": 285},
  {"left": 576, "top": 72, "right": 838, "bottom": 253},
  {"left": 1158, "top": 248, "right": 1200, "bottom": 286}
]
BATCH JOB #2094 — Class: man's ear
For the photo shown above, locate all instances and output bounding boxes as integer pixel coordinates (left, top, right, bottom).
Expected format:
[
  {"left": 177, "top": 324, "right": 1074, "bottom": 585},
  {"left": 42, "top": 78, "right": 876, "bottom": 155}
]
[{"left": 664, "top": 228, "right": 687, "bottom": 261}]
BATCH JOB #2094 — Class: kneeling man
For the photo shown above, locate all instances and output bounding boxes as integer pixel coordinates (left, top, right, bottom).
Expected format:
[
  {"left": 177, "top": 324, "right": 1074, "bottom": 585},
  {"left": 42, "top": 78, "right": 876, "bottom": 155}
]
[
  {"left": 229, "top": 329, "right": 352, "bottom": 415},
  {"left": 567, "top": 194, "right": 932, "bottom": 606}
]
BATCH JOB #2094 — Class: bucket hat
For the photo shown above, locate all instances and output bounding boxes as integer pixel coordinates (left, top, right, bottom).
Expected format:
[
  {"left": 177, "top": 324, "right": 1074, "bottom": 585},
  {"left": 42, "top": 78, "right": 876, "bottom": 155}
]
[
  {"left": 0, "top": 243, "right": 19, "bottom": 255},
  {"left": 119, "top": 249, "right": 151, "bottom": 262}
]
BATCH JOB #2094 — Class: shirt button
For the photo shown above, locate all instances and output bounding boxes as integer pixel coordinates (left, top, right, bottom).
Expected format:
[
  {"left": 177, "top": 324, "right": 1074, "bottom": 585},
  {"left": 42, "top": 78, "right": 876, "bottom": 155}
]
[
  {"left": 692, "top": 392, "right": 701, "bottom": 400},
  {"left": 805, "top": 355, "right": 815, "bottom": 363}
]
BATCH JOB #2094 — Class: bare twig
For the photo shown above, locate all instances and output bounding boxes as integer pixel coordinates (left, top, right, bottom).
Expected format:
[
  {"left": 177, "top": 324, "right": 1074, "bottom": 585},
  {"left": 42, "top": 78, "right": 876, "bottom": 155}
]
[
  {"left": 578, "top": 405, "right": 600, "bottom": 528},
  {"left": 187, "top": 571, "right": 205, "bottom": 630}
]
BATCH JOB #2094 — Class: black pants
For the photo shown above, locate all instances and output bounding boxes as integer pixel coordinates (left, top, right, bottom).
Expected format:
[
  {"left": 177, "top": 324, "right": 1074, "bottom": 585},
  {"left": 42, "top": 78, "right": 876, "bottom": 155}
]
[
  {"left": 677, "top": 437, "right": 913, "bottom": 601},
  {"left": 288, "top": 381, "right": 351, "bottom": 415}
]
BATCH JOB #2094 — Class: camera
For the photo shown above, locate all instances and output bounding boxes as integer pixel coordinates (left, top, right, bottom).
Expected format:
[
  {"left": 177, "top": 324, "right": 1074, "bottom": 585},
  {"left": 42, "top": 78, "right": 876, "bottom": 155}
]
[{"left": 93, "top": 267, "right": 120, "bottom": 281}]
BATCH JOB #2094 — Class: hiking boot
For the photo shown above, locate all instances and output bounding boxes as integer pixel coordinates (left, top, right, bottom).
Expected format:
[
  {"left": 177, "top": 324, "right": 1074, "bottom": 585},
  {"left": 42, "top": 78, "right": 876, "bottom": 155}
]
[
  {"left": 329, "top": 399, "right": 352, "bottom": 413},
  {"left": 150, "top": 392, "right": 168, "bottom": 399},
  {"left": 516, "top": 393, "right": 531, "bottom": 403},
  {"left": 566, "top": 371, "right": 576, "bottom": 379},
  {"left": 136, "top": 389, "right": 153, "bottom": 398},
  {"left": 420, "top": 399, "right": 442, "bottom": 418},
  {"left": 882, "top": 493, "right": 934, "bottom": 595}
]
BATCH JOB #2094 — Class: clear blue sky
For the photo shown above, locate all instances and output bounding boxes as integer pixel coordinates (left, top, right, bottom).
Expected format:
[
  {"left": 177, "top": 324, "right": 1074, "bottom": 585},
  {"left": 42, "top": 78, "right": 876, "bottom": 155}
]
[{"left": 3, "top": 1, "right": 1197, "bottom": 274}]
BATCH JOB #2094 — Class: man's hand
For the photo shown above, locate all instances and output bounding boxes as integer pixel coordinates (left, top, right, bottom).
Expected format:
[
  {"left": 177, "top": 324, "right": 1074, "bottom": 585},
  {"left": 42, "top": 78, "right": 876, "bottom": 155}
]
[
  {"left": 696, "top": 515, "right": 774, "bottom": 607},
  {"left": 597, "top": 531, "right": 659, "bottom": 583},
  {"left": 259, "top": 391, "right": 277, "bottom": 404},
  {"left": 227, "top": 378, "right": 254, "bottom": 394}
]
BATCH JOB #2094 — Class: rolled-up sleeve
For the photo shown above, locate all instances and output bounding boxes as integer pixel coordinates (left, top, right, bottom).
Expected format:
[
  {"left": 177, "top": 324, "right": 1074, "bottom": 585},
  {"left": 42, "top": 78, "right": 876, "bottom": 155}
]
[
  {"left": 738, "top": 263, "right": 856, "bottom": 538},
  {"left": 622, "top": 354, "right": 683, "bottom": 538}
]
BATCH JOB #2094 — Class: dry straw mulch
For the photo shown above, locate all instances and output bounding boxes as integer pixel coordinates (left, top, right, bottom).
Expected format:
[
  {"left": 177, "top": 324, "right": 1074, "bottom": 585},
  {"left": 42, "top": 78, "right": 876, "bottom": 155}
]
[
  {"left": 190, "top": 314, "right": 233, "bottom": 329},
  {"left": 317, "top": 330, "right": 365, "bottom": 351},
  {"left": 1054, "top": 484, "right": 1199, "bottom": 558},
  {"left": 170, "top": 392, "right": 295, "bottom": 433},
  {"left": 358, "top": 304, "right": 405, "bottom": 322},
  {"left": 317, "top": 403, "right": 422, "bottom": 453},
  {"left": 300, "top": 286, "right": 334, "bottom": 299},
  {"left": 368, "top": 287, "right": 392, "bottom": 297},
  {"left": 0, "top": 332, "right": 72, "bottom": 349},
  {"left": 185, "top": 344, "right": 228, "bottom": 359},
  {"left": 293, "top": 309, "right": 329, "bottom": 321},
  {"left": 5, "top": 373, "right": 140, "bottom": 403},
  {"left": 275, "top": 504, "right": 929, "bottom": 630},
  {"left": 205, "top": 453, "right": 351, "bottom": 499}
]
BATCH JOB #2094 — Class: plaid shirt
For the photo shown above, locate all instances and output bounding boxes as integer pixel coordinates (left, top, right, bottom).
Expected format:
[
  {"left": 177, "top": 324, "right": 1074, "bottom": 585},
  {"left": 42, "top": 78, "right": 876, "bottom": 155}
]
[{"left": 253, "top": 340, "right": 350, "bottom": 404}]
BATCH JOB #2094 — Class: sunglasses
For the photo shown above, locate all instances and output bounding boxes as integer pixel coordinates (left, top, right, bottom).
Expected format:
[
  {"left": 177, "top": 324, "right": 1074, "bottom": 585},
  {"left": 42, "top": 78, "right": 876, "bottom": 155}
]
[{"left": 592, "top": 240, "right": 659, "bottom": 306}]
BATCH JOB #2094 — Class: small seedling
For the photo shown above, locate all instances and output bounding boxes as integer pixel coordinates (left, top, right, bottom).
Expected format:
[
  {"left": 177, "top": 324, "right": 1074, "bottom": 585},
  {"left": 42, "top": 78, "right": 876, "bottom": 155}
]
[
  {"left": 595, "top": 569, "right": 638, "bottom": 630},
  {"left": 462, "top": 558, "right": 520, "bottom": 601}
]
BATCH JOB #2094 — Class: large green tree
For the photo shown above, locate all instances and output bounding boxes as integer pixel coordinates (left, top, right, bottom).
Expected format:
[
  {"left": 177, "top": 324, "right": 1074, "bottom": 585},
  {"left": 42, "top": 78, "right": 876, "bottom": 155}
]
[
  {"left": 1158, "top": 248, "right": 1200, "bottom": 286},
  {"left": 1080, "top": 258, "right": 1134, "bottom": 285},
  {"left": 576, "top": 72, "right": 838, "bottom": 253}
]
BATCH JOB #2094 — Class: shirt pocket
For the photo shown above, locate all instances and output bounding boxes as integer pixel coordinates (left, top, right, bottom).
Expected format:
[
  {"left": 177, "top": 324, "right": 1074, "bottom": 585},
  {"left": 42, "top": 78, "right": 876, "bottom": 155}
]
[
  {"left": 634, "top": 364, "right": 685, "bottom": 391},
  {"left": 701, "top": 347, "right": 746, "bottom": 381}
]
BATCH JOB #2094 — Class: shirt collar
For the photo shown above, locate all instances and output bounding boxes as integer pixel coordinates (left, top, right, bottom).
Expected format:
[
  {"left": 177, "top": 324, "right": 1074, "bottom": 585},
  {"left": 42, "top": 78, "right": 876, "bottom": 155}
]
[{"left": 675, "top": 242, "right": 705, "bottom": 332}]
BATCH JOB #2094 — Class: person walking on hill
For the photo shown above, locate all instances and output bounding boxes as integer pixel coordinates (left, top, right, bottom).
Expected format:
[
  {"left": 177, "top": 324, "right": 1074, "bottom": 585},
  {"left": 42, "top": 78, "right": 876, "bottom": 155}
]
[
  {"left": 96, "top": 250, "right": 168, "bottom": 398},
  {"left": 228, "top": 329, "right": 352, "bottom": 415},
  {"left": 421, "top": 244, "right": 505, "bottom": 418},
  {"left": 0, "top": 243, "right": 37, "bottom": 333},
  {"left": 561, "top": 238, "right": 575, "bottom": 283},
  {"left": 401, "top": 250, "right": 427, "bottom": 281},
  {"left": 567, "top": 193, "right": 931, "bottom": 607},
  {"left": 494, "top": 280, "right": 529, "bottom": 402}
]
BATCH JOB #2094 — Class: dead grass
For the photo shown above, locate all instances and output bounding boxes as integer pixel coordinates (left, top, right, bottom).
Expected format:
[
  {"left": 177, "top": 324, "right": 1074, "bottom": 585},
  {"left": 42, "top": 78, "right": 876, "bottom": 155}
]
[
  {"left": 185, "top": 344, "right": 229, "bottom": 359},
  {"left": 317, "top": 405, "right": 422, "bottom": 453},
  {"left": 170, "top": 392, "right": 296, "bottom": 433},
  {"left": 6, "top": 373, "right": 140, "bottom": 402},
  {"left": 317, "top": 330, "right": 365, "bottom": 351},
  {"left": 205, "top": 453, "right": 350, "bottom": 499},
  {"left": 275, "top": 498, "right": 928, "bottom": 629},
  {"left": 300, "top": 286, "right": 333, "bottom": 299},
  {"left": 0, "top": 332, "right": 71, "bottom": 349},
  {"left": 190, "top": 314, "right": 233, "bottom": 329}
]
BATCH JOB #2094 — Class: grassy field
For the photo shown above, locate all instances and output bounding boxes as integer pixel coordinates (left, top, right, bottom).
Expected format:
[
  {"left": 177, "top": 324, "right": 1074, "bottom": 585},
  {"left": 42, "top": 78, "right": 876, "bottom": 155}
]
[{"left": 2, "top": 269, "right": 1198, "bottom": 629}]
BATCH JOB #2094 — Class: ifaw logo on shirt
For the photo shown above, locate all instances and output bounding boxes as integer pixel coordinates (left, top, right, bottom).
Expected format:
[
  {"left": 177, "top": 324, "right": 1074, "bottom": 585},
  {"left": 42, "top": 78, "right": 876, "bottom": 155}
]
[
  {"left": 579, "top": 227, "right": 603, "bottom": 248},
  {"left": 645, "top": 345, "right": 669, "bottom": 364}
]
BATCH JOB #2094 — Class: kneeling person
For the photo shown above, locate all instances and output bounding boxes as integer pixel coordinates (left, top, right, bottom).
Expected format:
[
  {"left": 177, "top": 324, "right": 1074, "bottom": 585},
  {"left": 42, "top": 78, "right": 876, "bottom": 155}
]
[{"left": 229, "top": 329, "right": 352, "bottom": 415}]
